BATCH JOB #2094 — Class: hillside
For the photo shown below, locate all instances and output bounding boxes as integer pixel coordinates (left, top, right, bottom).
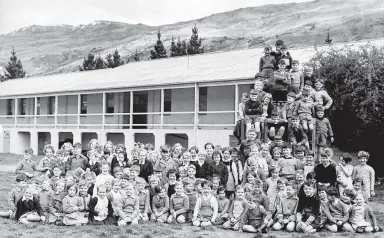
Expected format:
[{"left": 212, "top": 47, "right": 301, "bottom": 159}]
[{"left": 1, "top": 0, "right": 384, "bottom": 76}]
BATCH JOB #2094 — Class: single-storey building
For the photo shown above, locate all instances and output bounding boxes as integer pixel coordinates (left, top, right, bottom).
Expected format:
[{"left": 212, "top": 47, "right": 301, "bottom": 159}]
[{"left": 0, "top": 46, "right": 313, "bottom": 155}]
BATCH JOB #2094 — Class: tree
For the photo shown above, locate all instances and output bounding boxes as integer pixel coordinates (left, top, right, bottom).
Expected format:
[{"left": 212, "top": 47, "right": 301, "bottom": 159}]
[
  {"left": 150, "top": 30, "right": 167, "bottom": 59},
  {"left": 134, "top": 49, "right": 140, "bottom": 61},
  {"left": 305, "top": 44, "right": 384, "bottom": 176},
  {"left": 95, "top": 54, "right": 106, "bottom": 69},
  {"left": 187, "top": 23, "right": 204, "bottom": 55},
  {"left": 80, "top": 53, "right": 96, "bottom": 71},
  {"left": 170, "top": 36, "right": 178, "bottom": 57},
  {"left": 180, "top": 39, "right": 188, "bottom": 56},
  {"left": 105, "top": 53, "right": 114, "bottom": 68},
  {"left": 325, "top": 31, "right": 332, "bottom": 44},
  {"left": 112, "top": 49, "right": 124, "bottom": 67},
  {"left": 4, "top": 47, "right": 26, "bottom": 79}
]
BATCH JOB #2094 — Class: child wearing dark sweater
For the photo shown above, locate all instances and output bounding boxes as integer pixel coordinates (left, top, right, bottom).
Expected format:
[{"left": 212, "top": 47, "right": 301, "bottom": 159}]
[
  {"left": 314, "top": 151, "right": 337, "bottom": 187},
  {"left": 296, "top": 181, "right": 321, "bottom": 233},
  {"left": 273, "top": 60, "right": 290, "bottom": 102},
  {"left": 0, "top": 174, "right": 27, "bottom": 219},
  {"left": 259, "top": 45, "right": 276, "bottom": 79},
  {"left": 15, "top": 186, "right": 45, "bottom": 224}
]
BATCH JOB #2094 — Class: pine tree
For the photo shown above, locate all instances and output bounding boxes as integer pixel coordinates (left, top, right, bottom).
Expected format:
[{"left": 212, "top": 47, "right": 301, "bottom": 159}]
[
  {"left": 134, "top": 49, "right": 140, "bottom": 61},
  {"left": 325, "top": 31, "right": 332, "bottom": 44},
  {"left": 105, "top": 53, "right": 114, "bottom": 68},
  {"left": 187, "top": 24, "right": 204, "bottom": 55},
  {"left": 150, "top": 30, "right": 167, "bottom": 59},
  {"left": 4, "top": 47, "right": 26, "bottom": 79},
  {"left": 80, "top": 53, "right": 96, "bottom": 71},
  {"left": 113, "top": 49, "right": 124, "bottom": 67},
  {"left": 170, "top": 36, "right": 178, "bottom": 57},
  {"left": 95, "top": 54, "right": 106, "bottom": 69},
  {"left": 180, "top": 40, "right": 188, "bottom": 56}
]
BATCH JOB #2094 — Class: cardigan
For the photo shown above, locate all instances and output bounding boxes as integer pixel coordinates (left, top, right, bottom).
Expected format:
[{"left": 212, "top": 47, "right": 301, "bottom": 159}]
[{"left": 349, "top": 204, "right": 377, "bottom": 228}]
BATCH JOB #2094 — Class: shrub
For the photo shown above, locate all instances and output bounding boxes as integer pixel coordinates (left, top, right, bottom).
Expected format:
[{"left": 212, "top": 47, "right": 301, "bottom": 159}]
[{"left": 305, "top": 44, "right": 384, "bottom": 176}]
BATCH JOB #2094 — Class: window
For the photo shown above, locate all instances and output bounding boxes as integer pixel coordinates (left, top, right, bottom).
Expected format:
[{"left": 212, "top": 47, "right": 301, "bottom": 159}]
[
  {"left": 19, "top": 98, "right": 26, "bottom": 115},
  {"left": 199, "top": 87, "right": 207, "bottom": 111},
  {"left": 81, "top": 95, "right": 87, "bottom": 114},
  {"left": 6, "top": 99, "right": 13, "bottom": 115},
  {"left": 36, "top": 98, "right": 41, "bottom": 115},
  {"left": 48, "top": 96, "right": 55, "bottom": 115},
  {"left": 164, "top": 89, "right": 172, "bottom": 112},
  {"left": 106, "top": 93, "right": 114, "bottom": 113}
]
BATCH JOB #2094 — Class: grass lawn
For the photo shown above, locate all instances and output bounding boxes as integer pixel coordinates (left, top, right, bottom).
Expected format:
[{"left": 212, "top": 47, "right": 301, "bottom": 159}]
[
  {"left": 0, "top": 171, "right": 382, "bottom": 238},
  {"left": 0, "top": 153, "right": 42, "bottom": 166}
]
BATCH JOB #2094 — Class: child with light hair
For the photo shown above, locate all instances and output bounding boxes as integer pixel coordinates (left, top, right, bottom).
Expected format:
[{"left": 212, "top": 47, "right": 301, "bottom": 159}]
[
  {"left": 352, "top": 151, "right": 375, "bottom": 199},
  {"left": 192, "top": 181, "right": 218, "bottom": 227},
  {"left": 15, "top": 185, "right": 45, "bottom": 224}
]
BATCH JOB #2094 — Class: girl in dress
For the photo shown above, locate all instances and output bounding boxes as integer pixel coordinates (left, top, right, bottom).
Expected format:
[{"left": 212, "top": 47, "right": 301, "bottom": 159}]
[
  {"left": 62, "top": 184, "right": 88, "bottom": 226},
  {"left": 336, "top": 153, "right": 353, "bottom": 195},
  {"left": 48, "top": 179, "right": 66, "bottom": 225},
  {"left": 352, "top": 151, "right": 375, "bottom": 200},
  {"left": 222, "top": 147, "right": 239, "bottom": 200},
  {"left": 192, "top": 181, "right": 218, "bottom": 227}
]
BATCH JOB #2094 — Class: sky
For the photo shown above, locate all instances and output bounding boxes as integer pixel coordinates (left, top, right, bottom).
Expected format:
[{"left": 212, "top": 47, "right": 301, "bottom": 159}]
[{"left": 0, "top": 0, "right": 311, "bottom": 34}]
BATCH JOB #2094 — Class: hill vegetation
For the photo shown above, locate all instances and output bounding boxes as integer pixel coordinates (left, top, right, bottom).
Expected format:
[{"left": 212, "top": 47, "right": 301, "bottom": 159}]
[{"left": 1, "top": 0, "right": 384, "bottom": 76}]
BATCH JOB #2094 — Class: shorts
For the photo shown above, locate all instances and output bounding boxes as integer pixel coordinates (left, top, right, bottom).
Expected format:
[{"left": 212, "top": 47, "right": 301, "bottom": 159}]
[
  {"left": 262, "top": 68, "right": 275, "bottom": 79},
  {"left": 288, "top": 85, "right": 300, "bottom": 94},
  {"left": 298, "top": 113, "right": 313, "bottom": 122},
  {"left": 245, "top": 115, "right": 261, "bottom": 124}
]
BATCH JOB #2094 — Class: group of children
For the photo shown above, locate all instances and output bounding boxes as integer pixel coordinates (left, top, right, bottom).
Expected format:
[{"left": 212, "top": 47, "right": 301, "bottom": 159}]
[
  {"left": 0, "top": 138, "right": 379, "bottom": 234},
  {"left": 0, "top": 39, "right": 380, "bottom": 234}
]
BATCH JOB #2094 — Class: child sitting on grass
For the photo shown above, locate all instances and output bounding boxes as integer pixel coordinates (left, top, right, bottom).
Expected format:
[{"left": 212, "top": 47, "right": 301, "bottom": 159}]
[
  {"left": 48, "top": 179, "right": 66, "bottom": 225},
  {"left": 183, "top": 177, "right": 198, "bottom": 222},
  {"left": 136, "top": 177, "right": 150, "bottom": 222},
  {"left": 151, "top": 185, "right": 169, "bottom": 223},
  {"left": 323, "top": 187, "right": 352, "bottom": 232},
  {"left": 214, "top": 186, "right": 230, "bottom": 225},
  {"left": 0, "top": 174, "right": 27, "bottom": 219},
  {"left": 223, "top": 185, "right": 248, "bottom": 231},
  {"left": 349, "top": 193, "right": 379, "bottom": 233},
  {"left": 16, "top": 148, "right": 37, "bottom": 179},
  {"left": 192, "top": 181, "right": 218, "bottom": 227},
  {"left": 15, "top": 185, "right": 45, "bottom": 225},
  {"left": 273, "top": 182, "right": 298, "bottom": 232},
  {"left": 62, "top": 184, "right": 88, "bottom": 226},
  {"left": 168, "top": 181, "right": 189, "bottom": 224},
  {"left": 37, "top": 179, "right": 54, "bottom": 221},
  {"left": 296, "top": 181, "right": 321, "bottom": 233},
  {"left": 240, "top": 198, "right": 268, "bottom": 233},
  {"left": 116, "top": 182, "right": 140, "bottom": 226},
  {"left": 88, "top": 184, "right": 116, "bottom": 225}
]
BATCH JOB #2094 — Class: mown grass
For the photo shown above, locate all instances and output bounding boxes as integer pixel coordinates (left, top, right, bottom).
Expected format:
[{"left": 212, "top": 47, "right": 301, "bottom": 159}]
[{"left": 0, "top": 153, "right": 43, "bottom": 166}]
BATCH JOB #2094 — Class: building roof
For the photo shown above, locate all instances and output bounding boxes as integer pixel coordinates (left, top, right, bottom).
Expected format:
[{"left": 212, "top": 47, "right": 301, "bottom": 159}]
[{"left": 0, "top": 46, "right": 316, "bottom": 98}]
